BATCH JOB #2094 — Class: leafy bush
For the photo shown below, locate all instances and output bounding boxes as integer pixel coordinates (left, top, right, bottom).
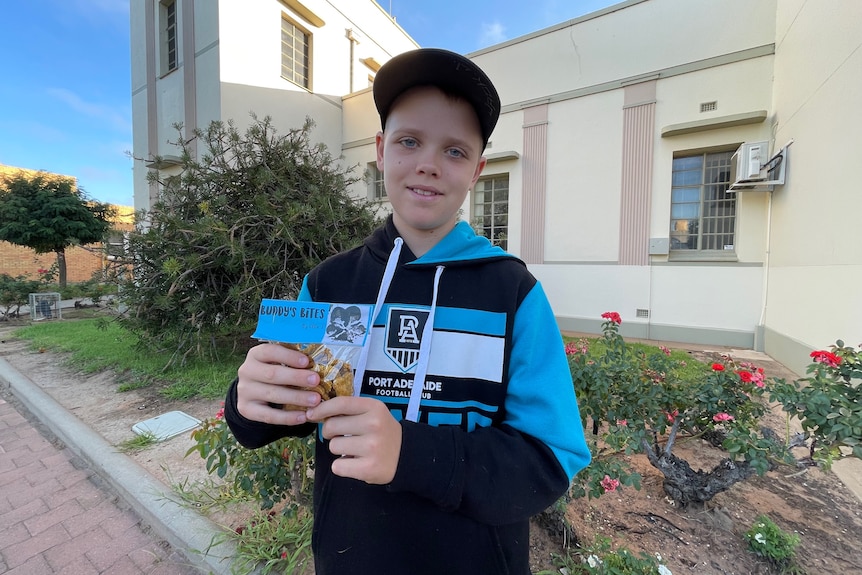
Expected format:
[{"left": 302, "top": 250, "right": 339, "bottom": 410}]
[
  {"left": 60, "top": 275, "right": 118, "bottom": 303},
  {"left": 569, "top": 314, "right": 791, "bottom": 506},
  {"left": 117, "top": 116, "right": 381, "bottom": 364},
  {"left": 188, "top": 407, "right": 315, "bottom": 511},
  {"left": 0, "top": 266, "right": 116, "bottom": 319},
  {"left": 744, "top": 514, "right": 802, "bottom": 573},
  {"left": 188, "top": 407, "right": 316, "bottom": 573},
  {"left": 771, "top": 340, "right": 862, "bottom": 468},
  {"left": 0, "top": 273, "right": 39, "bottom": 317},
  {"left": 538, "top": 536, "right": 672, "bottom": 575}
]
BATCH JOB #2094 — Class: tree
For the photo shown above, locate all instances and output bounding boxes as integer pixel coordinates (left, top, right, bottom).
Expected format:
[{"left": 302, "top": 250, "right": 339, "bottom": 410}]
[
  {"left": 116, "top": 116, "right": 381, "bottom": 364},
  {"left": 0, "top": 174, "right": 114, "bottom": 288}
]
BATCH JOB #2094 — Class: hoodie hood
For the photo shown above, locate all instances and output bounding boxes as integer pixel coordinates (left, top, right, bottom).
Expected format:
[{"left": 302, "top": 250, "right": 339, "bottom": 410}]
[{"left": 367, "top": 216, "right": 519, "bottom": 268}]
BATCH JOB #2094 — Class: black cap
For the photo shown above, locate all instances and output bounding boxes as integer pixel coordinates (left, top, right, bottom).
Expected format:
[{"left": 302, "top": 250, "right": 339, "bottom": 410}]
[{"left": 373, "top": 48, "right": 501, "bottom": 148}]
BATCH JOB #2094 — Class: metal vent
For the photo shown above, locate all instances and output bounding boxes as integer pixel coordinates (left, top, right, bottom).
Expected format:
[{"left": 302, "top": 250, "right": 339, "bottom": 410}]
[
  {"left": 700, "top": 101, "right": 717, "bottom": 113},
  {"left": 636, "top": 308, "right": 650, "bottom": 318}
]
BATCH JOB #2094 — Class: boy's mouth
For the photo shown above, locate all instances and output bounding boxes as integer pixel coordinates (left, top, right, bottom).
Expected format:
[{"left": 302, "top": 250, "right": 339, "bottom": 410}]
[{"left": 408, "top": 186, "right": 440, "bottom": 197}]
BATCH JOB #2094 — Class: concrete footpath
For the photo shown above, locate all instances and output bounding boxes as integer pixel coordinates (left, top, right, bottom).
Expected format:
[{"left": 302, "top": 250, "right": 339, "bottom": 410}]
[{"left": 0, "top": 358, "right": 237, "bottom": 574}]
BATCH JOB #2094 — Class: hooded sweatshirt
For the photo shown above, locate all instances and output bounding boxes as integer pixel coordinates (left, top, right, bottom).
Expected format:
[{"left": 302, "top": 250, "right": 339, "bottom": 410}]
[{"left": 225, "top": 216, "right": 591, "bottom": 575}]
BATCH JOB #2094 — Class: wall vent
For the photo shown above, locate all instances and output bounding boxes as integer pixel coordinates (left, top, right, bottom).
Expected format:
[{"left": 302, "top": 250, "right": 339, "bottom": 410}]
[
  {"left": 636, "top": 308, "right": 650, "bottom": 318},
  {"left": 700, "top": 101, "right": 717, "bottom": 113}
]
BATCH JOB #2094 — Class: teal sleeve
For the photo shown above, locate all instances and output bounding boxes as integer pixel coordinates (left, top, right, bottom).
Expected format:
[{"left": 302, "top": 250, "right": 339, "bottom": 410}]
[
  {"left": 298, "top": 275, "right": 312, "bottom": 301},
  {"left": 504, "top": 282, "right": 592, "bottom": 480}
]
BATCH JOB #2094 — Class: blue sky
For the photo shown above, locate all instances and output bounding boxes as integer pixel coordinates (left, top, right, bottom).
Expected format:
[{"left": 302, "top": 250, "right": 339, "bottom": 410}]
[{"left": 0, "top": 0, "right": 616, "bottom": 207}]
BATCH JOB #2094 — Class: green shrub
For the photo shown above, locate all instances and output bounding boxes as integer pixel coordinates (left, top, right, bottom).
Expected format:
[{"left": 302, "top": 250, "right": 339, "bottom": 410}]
[
  {"left": 744, "top": 514, "right": 802, "bottom": 573},
  {"left": 117, "top": 116, "right": 381, "bottom": 364},
  {"left": 771, "top": 340, "right": 862, "bottom": 468},
  {"left": 187, "top": 408, "right": 315, "bottom": 511},
  {"left": 568, "top": 313, "right": 791, "bottom": 506},
  {"left": 538, "top": 536, "right": 671, "bottom": 575}
]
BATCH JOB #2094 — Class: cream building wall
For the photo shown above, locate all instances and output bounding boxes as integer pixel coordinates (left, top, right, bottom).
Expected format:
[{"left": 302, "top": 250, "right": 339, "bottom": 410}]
[
  {"left": 762, "top": 1, "right": 862, "bottom": 374},
  {"left": 132, "top": 0, "right": 862, "bottom": 373},
  {"left": 131, "top": 0, "right": 416, "bottom": 213},
  {"left": 460, "top": 0, "right": 780, "bottom": 348}
]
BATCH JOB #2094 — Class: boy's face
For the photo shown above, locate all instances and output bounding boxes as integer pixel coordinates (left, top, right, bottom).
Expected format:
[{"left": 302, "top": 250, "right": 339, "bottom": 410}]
[{"left": 376, "top": 86, "right": 487, "bottom": 245}]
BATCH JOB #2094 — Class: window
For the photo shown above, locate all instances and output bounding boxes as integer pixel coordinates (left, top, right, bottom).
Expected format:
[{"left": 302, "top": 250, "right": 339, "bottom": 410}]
[
  {"left": 105, "top": 231, "right": 126, "bottom": 260},
  {"left": 281, "top": 17, "right": 310, "bottom": 89},
  {"left": 367, "top": 163, "right": 385, "bottom": 201},
  {"left": 473, "top": 175, "right": 509, "bottom": 250},
  {"left": 670, "top": 150, "right": 735, "bottom": 252},
  {"left": 159, "top": 0, "right": 177, "bottom": 75}
]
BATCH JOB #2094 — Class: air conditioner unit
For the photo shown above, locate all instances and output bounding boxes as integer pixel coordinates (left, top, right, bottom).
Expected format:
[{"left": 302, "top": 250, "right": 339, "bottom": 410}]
[
  {"left": 732, "top": 141, "right": 768, "bottom": 183},
  {"left": 729, "top": 140, "right": 790, "bottom": 191}
]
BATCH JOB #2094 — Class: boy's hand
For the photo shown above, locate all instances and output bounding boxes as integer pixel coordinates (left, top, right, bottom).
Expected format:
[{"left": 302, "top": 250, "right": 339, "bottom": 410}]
[
  {"left": 307, "top": 397, "right": 402, "bottom": 485},
  {"left": 236, "top": 343, "right": 322, "bottom": 425}
]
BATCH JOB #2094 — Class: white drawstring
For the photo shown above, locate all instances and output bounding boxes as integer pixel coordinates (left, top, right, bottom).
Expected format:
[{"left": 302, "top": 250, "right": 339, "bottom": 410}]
[
  {"left": 406, "top": 265, "right": 444, "bottom": 422},
  {"left": 352, "top": 238, "right": 403, "bottom": 395}
]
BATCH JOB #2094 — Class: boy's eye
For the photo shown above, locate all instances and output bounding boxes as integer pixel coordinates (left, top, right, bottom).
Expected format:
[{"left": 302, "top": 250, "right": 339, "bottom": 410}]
[
  {"left": 446, "top": 148, "right": 465, "bottom": 159},
  {"left": 400, "top": 137, "right": 418, "bottom": 148}
]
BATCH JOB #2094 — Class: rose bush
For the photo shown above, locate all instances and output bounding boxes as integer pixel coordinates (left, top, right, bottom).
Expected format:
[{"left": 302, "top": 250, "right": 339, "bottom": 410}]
[
  {"left": 569, "top": 313, "right": 792, "bottom": 506},
  {"left": 771, "top": 340, "right": 862, "bottom": 468},
  {"left": 187, "top": 407, "right": 315, "bottom": 510}
]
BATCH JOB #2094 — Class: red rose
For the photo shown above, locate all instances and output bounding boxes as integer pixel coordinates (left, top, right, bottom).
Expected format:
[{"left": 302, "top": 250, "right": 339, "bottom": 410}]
[
  {"left": 810, "top": 350, "right": 841, "bottom": 368},
  {"left": 711, "top": 363, "right": 725, "bottom": 371},
  {"left": 600, "top": 311, "right": 622, "bottom": 325}
]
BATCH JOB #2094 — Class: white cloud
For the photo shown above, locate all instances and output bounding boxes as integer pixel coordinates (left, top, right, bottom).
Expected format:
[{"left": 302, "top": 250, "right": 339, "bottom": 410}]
[
  {"left": 479, "top": 21, "right": 507, "bottom": 47},
  {"left": 47, "top": 88, "right": 131, "bottom": 134},
  {"left": 62, "top": 0, "right": 128, "bottom": 29},
  {"left": 71, "top": 0, "right": 128, "bottom": 17}
]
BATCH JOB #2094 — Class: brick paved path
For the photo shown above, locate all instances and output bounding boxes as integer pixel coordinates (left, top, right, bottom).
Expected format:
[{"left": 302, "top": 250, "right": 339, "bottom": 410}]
[{"left": 0, "top": 397, "right": 202, "bottom": 574}]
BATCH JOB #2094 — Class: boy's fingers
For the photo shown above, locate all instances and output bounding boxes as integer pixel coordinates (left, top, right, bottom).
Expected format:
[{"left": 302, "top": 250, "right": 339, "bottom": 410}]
[
  {"left": 239, "top": 401, "right": 310, "bottom": 426},
  {"left": 248, "top": 343, "right": 310, "bottom": 369},
  {"left": 306, "top": 396, "right": 365, "bottom": 421}
]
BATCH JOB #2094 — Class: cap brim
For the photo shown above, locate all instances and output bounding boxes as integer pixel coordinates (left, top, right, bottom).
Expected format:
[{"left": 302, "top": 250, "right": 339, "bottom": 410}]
[{"left": 373, "top": 48, "right": 500, "bottom": 146}]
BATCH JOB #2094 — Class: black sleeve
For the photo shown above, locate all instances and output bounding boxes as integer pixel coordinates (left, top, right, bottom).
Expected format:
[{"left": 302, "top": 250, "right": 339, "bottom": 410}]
[
  {"left": 385, "top": 420, "right": 571, "bottom": 526},
  {"left": 223, "top": 378, "right": 315, "bottom": 449}
]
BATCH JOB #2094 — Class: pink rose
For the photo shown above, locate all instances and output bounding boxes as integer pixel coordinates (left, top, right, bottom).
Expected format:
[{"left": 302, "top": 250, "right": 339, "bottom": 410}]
[{"left": 600, "top": 475, "right": 620, "bottom": 493}]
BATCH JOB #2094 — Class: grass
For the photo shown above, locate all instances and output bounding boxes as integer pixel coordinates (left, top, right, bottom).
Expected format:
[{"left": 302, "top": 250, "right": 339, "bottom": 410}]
[
  {"left": 230, "top": 508, "right": 314, "bottom": 575},
  {"left": 564, "top": 333, "right": 711, "bottom": 382},
  {"left": 167, "top": 469, "right": 257, "bottom": 513},
  {"left": 117, "top": 431, "right": 159, "bottom": 452},
  {"left": 11, "top": 318, "right": 705, "bottom": 402},
  {"left": 12, "top": 318, "right": 243, "bottom": 400}
]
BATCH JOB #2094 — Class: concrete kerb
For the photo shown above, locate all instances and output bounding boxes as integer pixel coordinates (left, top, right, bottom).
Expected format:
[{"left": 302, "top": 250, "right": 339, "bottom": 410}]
[{"left": 0, "top": 357, "right": 237, "bottom": 575}]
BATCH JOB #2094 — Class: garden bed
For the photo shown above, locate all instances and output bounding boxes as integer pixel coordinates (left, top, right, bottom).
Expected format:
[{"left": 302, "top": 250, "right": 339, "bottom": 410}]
[{"left": 3, "top": 323, "right": 861, "bottom": 574}]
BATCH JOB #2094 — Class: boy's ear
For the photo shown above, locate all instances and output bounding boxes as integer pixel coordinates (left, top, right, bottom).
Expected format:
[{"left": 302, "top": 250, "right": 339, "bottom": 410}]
[
  {"left": 375, "top": 131, "right": 385, "bottom": 171},
  {"left": 470, "top": 156, "right": 488, "bottom": 190}
]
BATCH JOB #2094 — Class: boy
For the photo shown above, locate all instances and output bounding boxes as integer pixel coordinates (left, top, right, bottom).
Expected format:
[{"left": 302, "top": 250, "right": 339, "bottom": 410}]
[{"left": 225, "top": 48, "right": 591, "bottom": 574}]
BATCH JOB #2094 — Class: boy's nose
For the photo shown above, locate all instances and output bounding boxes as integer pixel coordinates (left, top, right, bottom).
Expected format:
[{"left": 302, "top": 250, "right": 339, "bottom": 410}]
[{"left": 415, "top": 153, "right": 440, "bottom": 177}]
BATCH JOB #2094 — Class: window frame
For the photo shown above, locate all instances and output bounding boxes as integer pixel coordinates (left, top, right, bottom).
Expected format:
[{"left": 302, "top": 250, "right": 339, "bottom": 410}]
[
  {"left": 366, "top": 163, "right": 386, "bottom": 201},
  {"left": 669, "top": 148, "right": 738, "bottom": 262},
  {"left": 105, "top": 231, "right": 127, "bottom": 261},
  {"left": 281, "top": 14, "right": 312, "bottom": 90},
  {"left": 159, "top": 0, "right": 178, "bottom": 76},
  {"left": 472, "top": 174, "right": 509, "bottom": 250}
]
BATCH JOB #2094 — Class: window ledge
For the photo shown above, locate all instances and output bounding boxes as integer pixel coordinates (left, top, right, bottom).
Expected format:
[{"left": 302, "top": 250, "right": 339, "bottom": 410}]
[
  {"left": 661, "top": 110, "right": 767, "bottom": 138},
  {"left": 145, "top": 155, "right": 183, "bottom": 169},
  {"left": 279, "top": 0, "right": 325, "bottom": 27},
  {"left": 668, "top": 250, "right": 738, "bottom": 263},
  {"left": 484, "top": 150, "right": 520, "bottom": 163}
]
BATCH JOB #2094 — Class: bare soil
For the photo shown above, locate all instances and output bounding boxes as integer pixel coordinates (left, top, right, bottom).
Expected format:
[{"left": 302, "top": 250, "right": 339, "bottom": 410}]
[{"left": 2, "top": 317, "right": 861, "bottom": 575}]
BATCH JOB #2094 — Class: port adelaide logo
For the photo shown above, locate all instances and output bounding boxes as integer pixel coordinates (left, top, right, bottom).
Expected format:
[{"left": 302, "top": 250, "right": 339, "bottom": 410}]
[{"left": 385, "top": 307, "right": 430, "bottom": 372}]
